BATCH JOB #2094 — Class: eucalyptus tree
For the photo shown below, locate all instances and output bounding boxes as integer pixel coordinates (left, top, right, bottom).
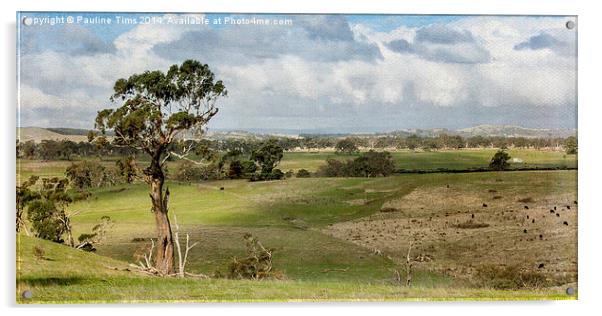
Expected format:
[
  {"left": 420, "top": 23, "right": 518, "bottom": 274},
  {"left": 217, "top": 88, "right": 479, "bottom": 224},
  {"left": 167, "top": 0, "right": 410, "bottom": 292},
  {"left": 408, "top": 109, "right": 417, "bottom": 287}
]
[{"left": 90, "top": 60, "right": 227, "bottom": 274}]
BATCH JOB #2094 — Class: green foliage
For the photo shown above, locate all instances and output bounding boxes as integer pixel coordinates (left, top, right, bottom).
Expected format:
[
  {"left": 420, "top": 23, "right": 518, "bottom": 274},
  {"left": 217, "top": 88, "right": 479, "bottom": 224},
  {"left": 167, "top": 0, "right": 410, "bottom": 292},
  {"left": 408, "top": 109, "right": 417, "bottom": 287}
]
[
  {"left": 228, "top": 160, "right": 244, "bottom": 179},
  {"left": 227, "top": 159, "right": 258, "bottom": 179},
  {"left": 77, "top": 216, "right": 114, "bottom": 252},
  {"left": 348, "top": 151, "right": 395, "bottom": 177},
  {"left": 335, "top": 138, "right": 359, "bottom": 155},
  {"left": 93, "top": 60, "right": 227, "bottom": 151},
  {"left": 564, "top": 136, "right": 577, "bottom": 155},
  {"left": 489, "top": 149, "right": 511, "bottom": 170},
  {"left": 173, "top": 161, "right": 220, "bottom": 182},
  {"left": 296, "top": 169, "right": 311, "bottom": 178},
  {"left": 16, "top": 175, "right": 41, "bottom": 233},
  {"left": 250, "top": 168, "right": 284, "bottom": 181},
  {"left": 65, "top": 161, "right": 109, "bottom": 190},
  {"left": 115, "top": 156, "right": 137, "bottom": 183},
  {"left": 318, "top": 150, "right": 395, "bottom": 177},
  {"left": 251, "top": 139, "right": 284, "bottom": 176},
  {"left": 25, "top": 177, "right": 73, "bottom": 243}
]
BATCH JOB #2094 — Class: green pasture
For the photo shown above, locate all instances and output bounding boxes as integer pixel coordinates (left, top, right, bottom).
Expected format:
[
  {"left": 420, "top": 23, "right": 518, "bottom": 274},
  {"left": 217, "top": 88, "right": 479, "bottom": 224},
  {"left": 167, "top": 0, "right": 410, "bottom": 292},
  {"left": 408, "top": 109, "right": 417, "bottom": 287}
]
[{"left": 16, "top": 149, "right": 578, "bottom": 302}]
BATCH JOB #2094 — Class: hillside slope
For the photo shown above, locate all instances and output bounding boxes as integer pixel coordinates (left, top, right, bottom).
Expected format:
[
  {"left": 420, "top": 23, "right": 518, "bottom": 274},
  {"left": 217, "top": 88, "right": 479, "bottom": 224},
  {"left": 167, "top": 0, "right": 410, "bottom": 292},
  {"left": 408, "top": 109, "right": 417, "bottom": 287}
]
[{"left": 17, "top": 127, "right": 89, "bottom": 143}]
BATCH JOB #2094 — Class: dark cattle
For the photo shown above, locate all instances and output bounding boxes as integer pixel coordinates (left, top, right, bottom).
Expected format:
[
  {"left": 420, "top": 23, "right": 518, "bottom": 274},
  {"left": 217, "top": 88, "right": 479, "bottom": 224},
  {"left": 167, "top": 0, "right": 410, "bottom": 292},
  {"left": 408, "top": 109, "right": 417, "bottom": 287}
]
[
  {"left": 523, "top": 229, "right": 527, "bottom": 233},
  {"left": 471, "top": 214, "right": 475, "bottom": 219},
  {"left": 483, "top": 203, "right": 488, "bottom": 207},
  {"left": 567, "top": 206, "right": 571, "bottom": 210},
  {"left": 554, "top": 206, "right": 557, "bottom": 210},
  {"left": 563, "top": 221, "right": 569, "bottom": 226},
  {"left": 527, "top": 215, "right": 530, "bottom": 219},
  {"left": 532, "top": 219, "right": 535, "bottom": 223},
  {"left": 220, "top": 187, "right": 225, "bottom": 191},
  {"left": 539, "top": 234, "right": 543, "bottom": 240},
  {"left": 524, "top": 206, "right": 529, "bottom": 209},
  {"left": 556, "top": 213, "right": 560, "bottom": 217},
  {"left": 538, "top": 263, "right": 545, "bottom": 269},
  {"left": 550, "top": 210, "right": 555, "bottom": 214}
]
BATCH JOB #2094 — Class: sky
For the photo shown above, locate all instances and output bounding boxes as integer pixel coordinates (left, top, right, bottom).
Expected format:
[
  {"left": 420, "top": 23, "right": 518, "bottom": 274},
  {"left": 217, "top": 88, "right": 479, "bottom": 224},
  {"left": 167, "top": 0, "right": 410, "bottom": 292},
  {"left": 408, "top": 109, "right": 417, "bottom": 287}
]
[{"left": 17, "top": 13, "right": 577, "bottom": 133}]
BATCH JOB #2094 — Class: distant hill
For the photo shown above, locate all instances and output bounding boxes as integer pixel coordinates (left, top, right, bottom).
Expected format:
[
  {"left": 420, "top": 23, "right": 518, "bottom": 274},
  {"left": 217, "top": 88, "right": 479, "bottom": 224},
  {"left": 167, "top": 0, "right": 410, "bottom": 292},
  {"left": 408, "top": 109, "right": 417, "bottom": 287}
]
[
  {"left": 456, "top": 125, "right": 575, "bottom": 138},
  {"left": 17, "top": 127, "right": 90, "bottom": 143},
  {"left": 17, "top": 124, "right": 576, "bottom": 143}
]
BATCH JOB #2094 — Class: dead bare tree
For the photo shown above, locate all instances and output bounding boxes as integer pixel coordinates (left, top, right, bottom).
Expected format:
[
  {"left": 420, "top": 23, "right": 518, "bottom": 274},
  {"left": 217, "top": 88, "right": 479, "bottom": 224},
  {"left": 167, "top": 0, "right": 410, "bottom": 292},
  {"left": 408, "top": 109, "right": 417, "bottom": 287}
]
[
  {"left": 130, "top": 238, "right": 161, "bottom": 275},
  {"left": 406, "top": 240, "right": 414, "bottom": 287},
  {"left": 56, "top": 210, "right": 80, "bottom": 248},
  {"left": 172, "top": 204, "right": 198, "bottom": 278}
]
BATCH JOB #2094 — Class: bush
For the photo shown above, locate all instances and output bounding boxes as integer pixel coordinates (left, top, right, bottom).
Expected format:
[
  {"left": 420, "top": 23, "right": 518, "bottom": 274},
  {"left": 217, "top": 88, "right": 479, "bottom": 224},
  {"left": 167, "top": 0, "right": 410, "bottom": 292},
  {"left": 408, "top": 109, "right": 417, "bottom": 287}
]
[
  {"left": 335, "top": 138, "right": 359, "bottom": 155},
  {"left": 227, "top": 160, "right": 244, "bottom": 179},
  {"left": 228, "top": 160, "right": 259, "bottom": 179},
  {"left": 347, "top": 151, "right": 395, "bottom": 177},
  {"left": 65, "top": 161, "right": 106, "bottom": 190},
  {"left": 317, "top": 150, "right": 395, "bottom": 177},
  {"left": 173, "top": 161, "right": 220, "bottom": 182},
  {"left": 317, "top": 158, "right": 347, "bottom": 177},
  {"left": 564, "top": 136, "right": 577, "bottom": 154},
  {"left": 27, "top": 199, "right": 68, "bottom": 243},
  {"left": 250, "top": 168, "right": 284, "bottom": 181},
  {"left": 489, "top": 148, "right": 511, "bottom": 171},
  {"left": 296, "top": 169, "right": 311, "bottom": 178},
  {"left": 25, "top": 177, "right": 72, "bottom": 243}
]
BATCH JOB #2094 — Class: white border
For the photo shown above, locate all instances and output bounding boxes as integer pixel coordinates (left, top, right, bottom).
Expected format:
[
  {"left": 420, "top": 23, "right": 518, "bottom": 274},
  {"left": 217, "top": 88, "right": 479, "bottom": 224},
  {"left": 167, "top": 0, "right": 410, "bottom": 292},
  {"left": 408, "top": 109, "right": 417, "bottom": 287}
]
[{"left": 2, "top": 1, "right": 601, "bottom": 315}]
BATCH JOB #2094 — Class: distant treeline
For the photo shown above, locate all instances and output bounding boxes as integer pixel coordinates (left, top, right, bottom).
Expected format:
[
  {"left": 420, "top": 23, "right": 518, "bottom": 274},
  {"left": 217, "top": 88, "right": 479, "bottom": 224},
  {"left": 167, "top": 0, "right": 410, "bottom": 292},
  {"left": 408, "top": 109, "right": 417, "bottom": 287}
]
[{"left": 16, "top": 133, "right": 577, "bottom": 161}]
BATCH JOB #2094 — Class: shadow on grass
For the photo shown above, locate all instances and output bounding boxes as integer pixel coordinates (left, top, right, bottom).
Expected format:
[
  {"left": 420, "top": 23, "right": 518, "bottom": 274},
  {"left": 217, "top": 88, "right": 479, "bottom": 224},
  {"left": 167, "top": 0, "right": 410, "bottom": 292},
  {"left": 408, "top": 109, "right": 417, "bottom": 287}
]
[{"left": 19, "top": 276, "right": 87, "bottom": 286}]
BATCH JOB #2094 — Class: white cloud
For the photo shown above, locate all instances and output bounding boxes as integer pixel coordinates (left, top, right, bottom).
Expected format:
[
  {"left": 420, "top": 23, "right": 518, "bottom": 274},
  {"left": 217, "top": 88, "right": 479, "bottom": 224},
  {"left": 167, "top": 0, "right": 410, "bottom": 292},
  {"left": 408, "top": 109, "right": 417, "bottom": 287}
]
[{"left": 18, "top": 14, "right": 577, "bottom": 131}]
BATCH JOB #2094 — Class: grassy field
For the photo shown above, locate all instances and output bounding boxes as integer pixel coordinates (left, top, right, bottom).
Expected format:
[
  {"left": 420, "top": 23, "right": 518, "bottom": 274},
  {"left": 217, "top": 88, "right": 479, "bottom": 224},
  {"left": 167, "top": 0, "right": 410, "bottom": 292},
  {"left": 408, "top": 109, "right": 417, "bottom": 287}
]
[
  {"left": 16, "top": 149, "right": 578, "bottom": 303},
  {"left": 280, "top": 149, "right": 576, "bottom": 172},
  {"left": 17, "top": 148, "right": 577, "bottom": 183}
]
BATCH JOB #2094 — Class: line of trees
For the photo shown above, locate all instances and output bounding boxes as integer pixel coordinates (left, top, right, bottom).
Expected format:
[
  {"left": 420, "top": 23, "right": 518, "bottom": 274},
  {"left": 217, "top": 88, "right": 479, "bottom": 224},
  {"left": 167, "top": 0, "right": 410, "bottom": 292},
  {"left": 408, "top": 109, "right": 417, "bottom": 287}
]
[{"left": 17, "top": 133, "right": 577, "bottom": 162}]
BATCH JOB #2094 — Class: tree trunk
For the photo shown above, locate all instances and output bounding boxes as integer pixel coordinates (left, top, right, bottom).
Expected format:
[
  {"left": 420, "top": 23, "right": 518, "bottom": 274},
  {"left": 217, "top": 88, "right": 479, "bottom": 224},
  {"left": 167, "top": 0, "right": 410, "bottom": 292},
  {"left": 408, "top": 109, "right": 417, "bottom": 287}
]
[{"left": 149, "top": 160, "right": 174, "bottom": 275}]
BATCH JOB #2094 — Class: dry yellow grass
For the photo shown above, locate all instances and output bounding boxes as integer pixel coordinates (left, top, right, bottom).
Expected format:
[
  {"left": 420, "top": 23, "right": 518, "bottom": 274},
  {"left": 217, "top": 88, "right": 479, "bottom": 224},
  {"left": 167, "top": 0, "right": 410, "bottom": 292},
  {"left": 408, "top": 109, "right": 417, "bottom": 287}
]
[{"left": 323, "top": 175, "right": 577, "bottom": 287}]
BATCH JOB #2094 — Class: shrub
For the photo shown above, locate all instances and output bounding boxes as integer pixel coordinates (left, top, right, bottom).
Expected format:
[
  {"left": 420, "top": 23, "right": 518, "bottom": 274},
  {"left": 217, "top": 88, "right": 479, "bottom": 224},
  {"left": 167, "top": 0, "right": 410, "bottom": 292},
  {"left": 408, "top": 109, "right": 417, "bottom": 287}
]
[
  {"left": 335, "top": 138, "right": 359, "bottom": 155},
  {"left": 251, "top": 168, "right": 284, "bottom": 181},
  {"left": 65, "top": 161, "right": 107, "bottom": 190},
  {"left": 347, "top": 150, "right": 395, "bottom": 177},
  {"left": 25, "top": 177, "right": 72, "bottom": 244},
  {"left": 564, "top": 136, "right": 577, "bottom": 155},
  {"left": 227, "top": 160, "right": 244, "bottom": 179},
  {"left": 173, "top": 161, "right": 220, "bottom": 182},
  {"left": 317, "top": 158, "right": 347, "bottom": 177},
  {"left": 489, "top": 149, "right": 511, "bottom": 171},
  {"left": 317, "top": 150, "right": 395, "bottom": 177},
  {"left": 27, "top": 199, "right": 68, "bottom": 243},
  {"left": 296, "top": 169, "right": 311, "bottom": 178}
]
